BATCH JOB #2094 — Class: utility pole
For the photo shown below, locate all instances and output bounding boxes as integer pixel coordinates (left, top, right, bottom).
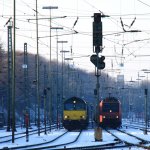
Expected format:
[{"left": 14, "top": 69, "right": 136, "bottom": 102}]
[
  {"left": 91, "top": 13, "right": 108, "bottom": 141},
  {"left": 144, "top": 89, "right": 148, "bottom": 134},
  {"left": 43, "top": 65, "right": 47, "bottom": 134},
  {"left": 51, "top": 27, "right": 63, "bottom": 129},
  {"left": 12, "top": 0, "right": 16, "bottom": 143},
  {"left": 35, "top": 0, "right": 40, "bottom": 136},
  {"left": 42, "top": 6, "right": 58, "bottom": 131},
  {"left": 90, "top": 13, "right": 105, "bottom": 112},
  {"left": 23, "top": 43, "right": 30, "bottom": 117},
  {"left": 7, "top": 22, "right": 12, "bottom": 132},
  {"left": 58, "top": 41, "right": 68, "bottom": 119},
  {"left": 23, "top": 43, "right": 29, "bottom": 141},
  {"left": 34, "top": 55, "right": 37, "bottom": 126}
]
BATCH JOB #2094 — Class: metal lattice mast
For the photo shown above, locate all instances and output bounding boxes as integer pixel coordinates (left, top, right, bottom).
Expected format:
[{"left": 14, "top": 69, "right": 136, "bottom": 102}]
[
  {"left": 23, "top": 43, "right": 30, "bottom": 124},
  {"left": 24, "top": 43, "right": 28, "bottom": 112},
  {"left": 7, "top": 24, "right": 12, "bottom": 132},
  {"left": 12, "top": 0, "right": 16, "bottom": 142}
]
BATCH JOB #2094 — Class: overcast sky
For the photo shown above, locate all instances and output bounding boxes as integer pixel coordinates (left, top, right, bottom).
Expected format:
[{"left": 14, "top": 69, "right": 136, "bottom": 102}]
[{"left": 1, "top": 0, "right": 150, "bottom": 82}]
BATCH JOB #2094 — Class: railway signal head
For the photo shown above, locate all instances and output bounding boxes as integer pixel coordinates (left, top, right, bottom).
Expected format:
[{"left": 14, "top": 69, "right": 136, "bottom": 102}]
[
  {"left": 99, "top": 55, "right": 105, "bottom": 69},
  {"left": 90, "top": 55, "right": 105, "bottom": 70},
  {"left": 93, "top": 13, "right": 102, "bottom": 47},
  {"left": 94, "top": 13, "right": 101, "bottom": 23}
]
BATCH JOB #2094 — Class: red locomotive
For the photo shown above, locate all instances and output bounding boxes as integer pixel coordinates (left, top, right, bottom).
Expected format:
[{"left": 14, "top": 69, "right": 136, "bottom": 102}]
[{"left": 95, "top": 97, "right": 122, "bottom": 128}]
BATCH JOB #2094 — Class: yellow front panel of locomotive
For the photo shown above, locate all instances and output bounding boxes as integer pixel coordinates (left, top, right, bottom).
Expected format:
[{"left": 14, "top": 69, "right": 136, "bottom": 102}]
[{"left": 64, "top": 110, "right": 86, "bottom": 120}]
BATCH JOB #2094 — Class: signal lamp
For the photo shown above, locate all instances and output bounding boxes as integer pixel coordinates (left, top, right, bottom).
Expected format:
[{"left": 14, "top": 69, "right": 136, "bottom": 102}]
[{"left": 73, "top": 101, "right": 76, "bottom": 103}]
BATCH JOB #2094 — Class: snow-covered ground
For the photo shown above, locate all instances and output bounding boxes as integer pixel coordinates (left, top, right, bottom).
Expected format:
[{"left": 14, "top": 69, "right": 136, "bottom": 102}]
[{"left": 0, "top": 124, "right": 149, "bottom": 150}]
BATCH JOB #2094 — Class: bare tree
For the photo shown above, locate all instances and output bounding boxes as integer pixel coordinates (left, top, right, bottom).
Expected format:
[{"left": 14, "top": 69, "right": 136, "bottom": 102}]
[{"left": 0, "top": 39, "right": 4, "bottom": 74}]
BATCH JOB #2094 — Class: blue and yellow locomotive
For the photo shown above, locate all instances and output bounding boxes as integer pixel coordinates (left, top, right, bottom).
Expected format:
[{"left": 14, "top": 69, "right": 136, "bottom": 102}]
[{"left": 63, "top": 96, "right": 89, "bottom": 130}]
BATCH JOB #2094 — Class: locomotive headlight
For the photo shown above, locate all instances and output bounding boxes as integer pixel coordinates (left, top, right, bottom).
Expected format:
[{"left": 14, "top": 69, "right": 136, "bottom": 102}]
[
  {"left": 81, "top": 115, "right": 85, "bottom": 119},
  {"left": 103, "top": 116, "right": 105, "bottom": 118},
  {"left": 116, "top": 116, "right": 118, "bottom": 118},
  {"left": 64, "top": 115, "right": 68, "bottom": 119}
]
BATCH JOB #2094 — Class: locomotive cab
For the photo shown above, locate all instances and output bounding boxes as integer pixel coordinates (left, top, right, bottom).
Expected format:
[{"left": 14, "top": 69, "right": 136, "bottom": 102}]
[
  {"left": 95, "top": 97, "right": 122, "bottom": 128},
  {"left": 63, "top": 97, "right": 89, "bottom": 130}
]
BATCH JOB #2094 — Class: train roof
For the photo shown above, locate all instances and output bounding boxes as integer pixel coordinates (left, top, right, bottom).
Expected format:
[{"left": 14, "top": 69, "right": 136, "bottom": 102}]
[
  {"left": 102, "top": 97, "right": 120, "bottom": 102},
  {"left": 64, "top": 96, "right": 86, "bottom": 104}
]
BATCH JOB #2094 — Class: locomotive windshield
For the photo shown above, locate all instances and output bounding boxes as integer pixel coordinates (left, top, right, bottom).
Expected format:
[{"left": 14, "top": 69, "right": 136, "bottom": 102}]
[
  {"left": 64, "top": 103, "right": 74, "bottom": 110},
  {"left": 76, "top": 102, "right": 86, "bottom": 110},
  {"left": 64, "top": 101, "right": 86, "bottom": 110},
  {"left": 102, "top": 103, "right": 119, "bottom": 112}
]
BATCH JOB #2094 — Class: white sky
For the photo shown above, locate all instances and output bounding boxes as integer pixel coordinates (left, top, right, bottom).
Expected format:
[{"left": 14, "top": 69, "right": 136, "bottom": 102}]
[{"left": 1, "top": 0, "right": 150, "bottom": 82}]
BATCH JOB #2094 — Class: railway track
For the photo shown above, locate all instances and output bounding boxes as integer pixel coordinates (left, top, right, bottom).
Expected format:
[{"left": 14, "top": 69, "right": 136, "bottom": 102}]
[
  {"left": 56, "top": 129, "right": 133, "bottom": 150},
  {"left": 105, "top": 128, "right": 150, "bottom": 149},
  {"left": 1, "top": 129, "right": 123, "bottom": 150},
  {"left": 124, "top": 119, "right": 150, "bottom": 127},
  {"left": 0, "top": 126, "right": 150, "bottom": 150},
  {"left": 123, "top": 123, "right": 150, "bottom": 132},
  {"left": 0, "top": 125, "right": 57, "bottom": 144},
  {"left": 0, "top": 130, "right": 68, "bottom": 150},
  {"left": 9, "top": 130, "right": 82, "bottom": 150},
  {"left": 57, "top": 143, "right": 128, "bottom": 150}
]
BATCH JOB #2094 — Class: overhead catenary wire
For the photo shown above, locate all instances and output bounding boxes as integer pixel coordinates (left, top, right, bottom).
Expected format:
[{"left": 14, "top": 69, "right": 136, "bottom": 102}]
[
  {"left": 137, "top": 0, "right": 150, "bottom": 8},
  {"left": 1, "top": 0, "right": 150, "bottom": 75}
]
